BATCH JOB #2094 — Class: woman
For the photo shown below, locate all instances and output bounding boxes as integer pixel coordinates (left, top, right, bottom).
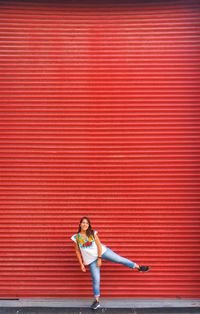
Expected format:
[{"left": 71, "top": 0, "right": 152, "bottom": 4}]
[{"left": 71, "top": 216, "right": 150, "bottom": 310}]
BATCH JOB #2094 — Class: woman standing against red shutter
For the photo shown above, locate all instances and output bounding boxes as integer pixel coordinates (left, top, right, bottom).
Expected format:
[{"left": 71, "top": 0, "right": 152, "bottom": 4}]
[{"left": 71, "top": 216, "right": 150, "bottom": 310}]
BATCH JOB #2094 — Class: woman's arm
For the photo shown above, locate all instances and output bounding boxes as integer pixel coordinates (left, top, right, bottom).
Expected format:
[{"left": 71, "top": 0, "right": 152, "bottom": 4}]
[
  {"left": 94, "top": 234, "right": 102, "bottom": 257},
  {"left": 94, "top": 233, "right": 102, "bottom": 267},
  {"left": 74, "top": 242, "right": 83, "bottom": 265},
  {"left": 74, "top": 243, "right": 86, "bottom": 272}
]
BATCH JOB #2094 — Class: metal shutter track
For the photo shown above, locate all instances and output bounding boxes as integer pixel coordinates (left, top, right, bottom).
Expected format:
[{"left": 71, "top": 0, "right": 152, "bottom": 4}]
[{"left": 0, "top": 0, "right": 199, "bottom": 298}]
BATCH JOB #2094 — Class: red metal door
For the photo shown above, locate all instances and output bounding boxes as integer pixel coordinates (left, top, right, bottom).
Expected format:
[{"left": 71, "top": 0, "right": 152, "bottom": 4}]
[{"left": 0, "top": 0, "right": 200, "bottom": 298}]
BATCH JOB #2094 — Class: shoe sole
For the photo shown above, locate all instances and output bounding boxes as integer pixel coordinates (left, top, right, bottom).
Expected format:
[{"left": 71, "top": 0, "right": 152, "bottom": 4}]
[
  {"left": 138, "top": 267, "right": 151, "bottom": 272},
  {"left": 91, "top": 304, "right": 100, "bottom": 310}
]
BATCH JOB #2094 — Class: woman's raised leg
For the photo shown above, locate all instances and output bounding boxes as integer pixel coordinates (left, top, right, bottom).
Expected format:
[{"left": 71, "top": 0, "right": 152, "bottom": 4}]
[{"left": 101, "top": 247, "right": 139, "bottom": 269}]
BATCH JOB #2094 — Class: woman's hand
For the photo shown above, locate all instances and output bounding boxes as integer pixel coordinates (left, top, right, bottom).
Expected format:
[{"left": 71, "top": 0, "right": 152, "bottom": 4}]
[
  {"left": 97, "top": 258, "right": 102, "bottom": 267},
  {"left": 81, "top": 263, "right": 86, "bottom": 272}
]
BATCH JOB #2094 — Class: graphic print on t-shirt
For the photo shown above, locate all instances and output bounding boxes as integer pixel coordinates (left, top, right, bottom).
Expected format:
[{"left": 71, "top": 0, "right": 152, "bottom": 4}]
[{"left": 76, "top": 232, "right": 95, "bottom": 249}]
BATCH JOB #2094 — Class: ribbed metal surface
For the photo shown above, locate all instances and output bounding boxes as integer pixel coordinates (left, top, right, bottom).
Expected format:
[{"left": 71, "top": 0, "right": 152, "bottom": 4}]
[{"left": 0, "top": 0, "right": 200, "bottom": 298}]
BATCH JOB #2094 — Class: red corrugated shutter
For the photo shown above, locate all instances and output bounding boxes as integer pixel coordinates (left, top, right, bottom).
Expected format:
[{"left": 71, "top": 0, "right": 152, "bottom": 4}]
[{"left": 0, "top": 0, "right": 199, "bottom": 298}]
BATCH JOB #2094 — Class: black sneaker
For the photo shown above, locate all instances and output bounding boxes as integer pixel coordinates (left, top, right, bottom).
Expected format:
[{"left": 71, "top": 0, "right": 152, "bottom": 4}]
[
  {"left": 138, "top": 265, "right": 150, "bottom": 272},
  {"left": 90, "top": 299, "right": 100, "bottom": 310}
]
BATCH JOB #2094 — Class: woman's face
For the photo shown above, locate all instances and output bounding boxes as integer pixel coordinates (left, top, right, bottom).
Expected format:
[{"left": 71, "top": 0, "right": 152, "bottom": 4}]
[{"left": 80, "top": 219, "right": 89, "bottom": 231}]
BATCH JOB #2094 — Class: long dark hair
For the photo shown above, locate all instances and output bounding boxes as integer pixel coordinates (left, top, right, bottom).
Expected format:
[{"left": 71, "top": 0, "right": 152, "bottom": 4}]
[{"left": 78, "top": 216, "right": 94, "bottom": 238}]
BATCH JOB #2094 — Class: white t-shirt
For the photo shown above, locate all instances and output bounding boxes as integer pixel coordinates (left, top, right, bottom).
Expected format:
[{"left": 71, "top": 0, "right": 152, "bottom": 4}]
[{"left": 70, "top": 230, "right": 107, "bottom": 265}]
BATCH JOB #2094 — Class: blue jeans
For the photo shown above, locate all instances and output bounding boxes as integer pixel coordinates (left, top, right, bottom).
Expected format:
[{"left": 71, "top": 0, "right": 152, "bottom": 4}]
[{"left": 89, "top": 247, "right": 137, "bottom": 298}]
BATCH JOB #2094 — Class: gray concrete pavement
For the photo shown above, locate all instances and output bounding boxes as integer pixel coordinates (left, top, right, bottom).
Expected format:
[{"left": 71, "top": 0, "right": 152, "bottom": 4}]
[
  {"left": 0, "top": 298, "right": 200, "bottom": 308},
  {"left": 0, "top": 307, "right": 200, "bottom": 314},
  {"left": 0, "top": 299, "right": 200, "bottom": 313}
]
